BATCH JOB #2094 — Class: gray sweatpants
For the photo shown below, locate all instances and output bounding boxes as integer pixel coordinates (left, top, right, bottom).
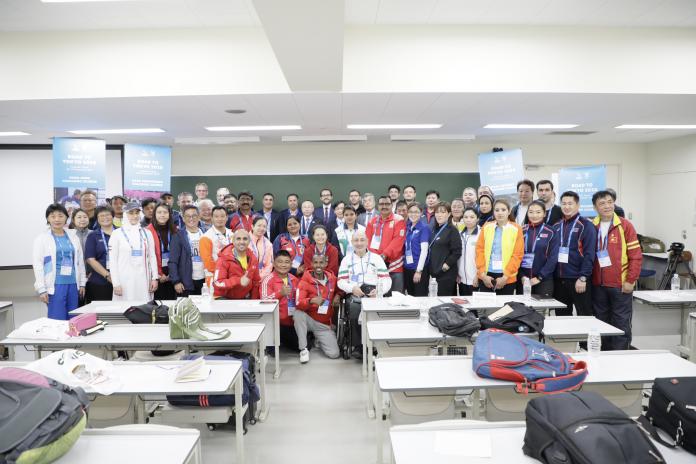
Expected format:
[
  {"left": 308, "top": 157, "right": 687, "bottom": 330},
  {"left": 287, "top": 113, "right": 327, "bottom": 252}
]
[{"left": 293, "top": 310, "right": 340, "bottom": 359}]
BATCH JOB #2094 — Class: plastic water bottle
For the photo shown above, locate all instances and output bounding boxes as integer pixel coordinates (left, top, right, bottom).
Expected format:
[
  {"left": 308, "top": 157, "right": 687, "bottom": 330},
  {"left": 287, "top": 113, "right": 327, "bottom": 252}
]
[
  {"left": 202, "top": 271, "right": 213, "bottom": 301},
  {"left": 587, "top": 328, "right": 601, "bottom": 356},
  {"left": 201, "top": 282, "right": 210, "bottom": 300},
  {"left": 428, "top": 277, "right": 438, "bottom": 298},
  {"left": 671, "top": 274, "right": 681, "bottom": 293},
  {"left": 523, "top": 277, "right": 532, "bottom": 300},
  {"left": 376, "top": 280, "right": 383, "bottom": 299}
]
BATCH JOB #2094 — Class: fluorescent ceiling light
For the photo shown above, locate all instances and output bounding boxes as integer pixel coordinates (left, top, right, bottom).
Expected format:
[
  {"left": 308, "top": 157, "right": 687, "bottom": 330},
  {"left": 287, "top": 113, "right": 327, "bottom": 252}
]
[
  {"left": 205, "top": 125, "right": 301, "bottom": 132},
  {"left": 41, "top": 1, "right": 124, "bottom": 3},
  {"left": 390, "top": 134, "right": 475, "bottom": 142},
  {"left": 282, "top": 135, "right": 367, "bottom": 142},
  {"left": 0, "top": 131, "right": 30, "bottom": 136},
  {"left": 484, "top": 124, "right": 578, "bottom": 129},
  {"left": 347, "top": 124, "right": 442, "bottom": 130},
  {"left": 615, "top": 124, "right": 696, "bottom": 130},
  {"left": 174, "top": 137, "right": 260, "bottom": 145},
  {"left": 67, "top": 128, "right": 165, "bottom": 135}
]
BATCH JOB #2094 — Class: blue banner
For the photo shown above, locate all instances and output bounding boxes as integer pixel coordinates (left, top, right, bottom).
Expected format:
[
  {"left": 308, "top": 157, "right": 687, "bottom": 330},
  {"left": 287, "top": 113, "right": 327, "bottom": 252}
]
[
  {"left": 558, "top": 165, "right": 606, "bottom": 217},
  {"left": 124, "top": 143, "right": 171, "bottom": 200},
  {"left": 477, "top": 148, "right": 524, "bottom": 196},
  {"left": 52, "top": 138, "right": 106, "bottom": 205}
]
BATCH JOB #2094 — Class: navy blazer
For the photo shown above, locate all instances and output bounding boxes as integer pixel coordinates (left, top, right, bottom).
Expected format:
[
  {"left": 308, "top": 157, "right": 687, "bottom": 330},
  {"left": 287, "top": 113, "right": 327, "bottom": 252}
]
[
  {"left": 315, "top": 205, "right": 337, "bottom": 226},
  {"left": 168, "top": 229, "right": 196, "bottom": 291},
  {"left": 277, "top": 208, "right": 302, "bottom": 235}
]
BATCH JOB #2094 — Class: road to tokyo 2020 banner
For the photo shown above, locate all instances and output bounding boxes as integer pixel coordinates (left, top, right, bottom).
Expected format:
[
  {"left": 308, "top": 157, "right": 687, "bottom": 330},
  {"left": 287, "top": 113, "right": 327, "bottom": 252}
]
[
  {"left": 53, "top": 138, "right": 106, "bottom": 207},
  {"left": 477, "top": 148, "right": 524, "bottom": 197},
  {"left": 558, "top": 165, "right": 606, "bottom": 217},
  {"left": 123, "top": 143, "right": 171, "bottom": 200}
]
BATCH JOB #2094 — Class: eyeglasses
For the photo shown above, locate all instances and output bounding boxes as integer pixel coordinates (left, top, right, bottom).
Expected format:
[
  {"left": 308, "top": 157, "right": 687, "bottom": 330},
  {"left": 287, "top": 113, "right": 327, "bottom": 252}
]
[
  {"left": 184, "top": 214, "right": 199, "bottom": 220},
  {"left": 378, "top": 202, "right": 391, "bottom": 206}
]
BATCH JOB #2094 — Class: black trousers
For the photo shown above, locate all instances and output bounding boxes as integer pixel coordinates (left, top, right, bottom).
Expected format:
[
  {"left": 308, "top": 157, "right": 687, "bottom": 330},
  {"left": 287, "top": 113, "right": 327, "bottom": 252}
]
[
  {"left": 346, "top": 296, "right": 363, "bottom": 348},
  {"left": 85, "top": 281, "right": 113, "bottom": 304},
  {"left": 178, "top": 279, "right": 204, "bottom": 297},
  {"left": 479, "top": 272, "right": 516, "bottom": 295},
  {"left": 458, "top": 283, "right": 478, "bottom": 296},
  {"left": 515, "top": 278, "right": 554, "bottom": 297},
  {"left": 404, "top": 268, "right": 429, "bottom": 296},
  {"left": 155, "top": 280, "right": 177, "bottom": 300},
  {"left": 593, "top": 286, "right": 633, "bottom": 350},
  {"left": 435, "top": 276, "right": 458, "bottom": 296},
  {"left": 553, "top": 278, "right": 593, "bottom": 316}
]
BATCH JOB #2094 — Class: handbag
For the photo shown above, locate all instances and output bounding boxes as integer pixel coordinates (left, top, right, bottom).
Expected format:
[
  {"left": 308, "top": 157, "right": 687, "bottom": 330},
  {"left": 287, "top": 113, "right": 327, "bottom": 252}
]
[
  {"left": 479, "top": 301, "right": 545, "bottom": 341},
  {"left": 66, "top": 313, "right": 102, "bottom": 337},
  {"left": 428, "top": 303, "right": 480, "bottom": 339},
  {"left": 168, "top": 297, "right": 230, "bottom": 341},
  {"left": 123, "top": 300, "right": 169, "bottom": 324}
]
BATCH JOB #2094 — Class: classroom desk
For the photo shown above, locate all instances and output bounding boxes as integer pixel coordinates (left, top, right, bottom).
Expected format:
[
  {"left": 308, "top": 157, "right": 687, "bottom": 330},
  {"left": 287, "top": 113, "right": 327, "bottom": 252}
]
[
  {"left": 71, "top": 298, "right": 282, "bottom": 379},
  {"left": 55, "top": 427, "right": 203, "bottom": 464},
  {"left": 633, "top": 290, "right": 696, "bottom": 357},
  {"left": 360, "top": 295, "right": 567, "bottom": 376},
  {"left": 364, "top": 316, "right": 623, "bottom": 418},
  {"left": 1, "top": 323, "right": 268, "bottom": 422},
  {"left": 689, "top": 312, "right": 696, "bottom": 363},
  {"left": 374, "top": 350, "right": 696, "bottom": 463},
  {"left": 0, "top": 301, "right": 14, "bottom": 360},
  {"left": 389, "top": 420, "right": 693, "bottom": 464},
  {"left": 1, "top": 361, "right": 242, "bottom": 463}
]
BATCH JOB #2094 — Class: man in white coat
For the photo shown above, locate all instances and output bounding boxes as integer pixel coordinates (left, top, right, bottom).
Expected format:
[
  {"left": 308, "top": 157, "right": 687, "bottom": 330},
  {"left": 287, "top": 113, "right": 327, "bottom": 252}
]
[{"left": 109, "top": 201, "right": 158, "bottom": 301}]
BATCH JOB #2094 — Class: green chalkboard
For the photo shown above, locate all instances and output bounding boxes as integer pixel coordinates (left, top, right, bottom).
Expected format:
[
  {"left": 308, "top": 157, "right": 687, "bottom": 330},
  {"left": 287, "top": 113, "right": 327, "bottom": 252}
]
[{"left": 171, "top": 172, "right": 480, "bottom": 207}]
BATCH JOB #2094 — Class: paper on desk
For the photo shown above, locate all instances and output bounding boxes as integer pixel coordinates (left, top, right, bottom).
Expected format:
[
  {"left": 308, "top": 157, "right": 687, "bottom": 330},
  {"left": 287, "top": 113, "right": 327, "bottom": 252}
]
[
  {"left": 176, "top": 358, "right": 211, "bottom": 383},
  {"left": 434, "top": 431, "right": 492, "bottom": 457},
  {"left": 388, "top": 292, "right": 419, "bottom": 306}
]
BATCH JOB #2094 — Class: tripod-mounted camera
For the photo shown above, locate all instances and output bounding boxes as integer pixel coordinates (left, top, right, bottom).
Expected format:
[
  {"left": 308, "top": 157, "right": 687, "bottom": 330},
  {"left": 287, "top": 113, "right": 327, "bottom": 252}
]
[{"left": 657, "top": 242, "right": 696, "bottom": 290}]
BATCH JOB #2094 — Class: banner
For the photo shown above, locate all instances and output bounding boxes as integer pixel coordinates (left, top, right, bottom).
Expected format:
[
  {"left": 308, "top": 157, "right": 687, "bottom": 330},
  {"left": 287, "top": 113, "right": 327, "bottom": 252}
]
[
  {"left": 123, "top": 143, "right": 171, "bottom": 200},
  {"left": 53, "top": 138, "right": 106, "bottom": 208},
  {"left": 558, "top": 165, "right": 606, "bottom": 217},
  {"left": 477, "top": 148, "right": 524, "bottom": 196}
]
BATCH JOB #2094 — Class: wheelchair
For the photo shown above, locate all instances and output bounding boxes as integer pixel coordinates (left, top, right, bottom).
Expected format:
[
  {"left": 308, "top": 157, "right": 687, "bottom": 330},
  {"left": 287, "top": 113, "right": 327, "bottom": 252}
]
[{"left": 334, "top": 295, "right": 354, "bottom": 360}]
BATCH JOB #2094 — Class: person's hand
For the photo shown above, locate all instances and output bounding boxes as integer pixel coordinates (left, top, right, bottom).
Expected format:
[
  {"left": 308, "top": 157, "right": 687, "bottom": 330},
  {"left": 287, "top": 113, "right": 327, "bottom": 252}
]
[
  {"left": 297, "top": 264, "right": 305, "bottom": 274},
  {"left": 622, "top": 281, "right": 635, "bottom": 294},
  {"left": 113, "top": 285, "right": 123, "bottom": 296},
  {"left": 368, "top": 288, "right": 377, "bottom": 297},
  {"left": 575, "top": 279, "right": 587, "bottom": 294},
  {"left": 352, "top": 286, "right": 365, "bottom": 297},
  {"left": 39, "top": 292, "right": 49, "bottom": 304},
  {"left": 240, "top": 271, "right": 250, "bottom": 287},
  {"left": 280, "top": 284, "right": 292, "bottom": 297},
  {"left": 174, "top": 282, "right": 185, "bottom": 294},
  {"left": 530, "top": 277, "right": 541, "bottom": 286},
  {"left": 79, "top": 286, "right": 85, "bottom": 298},
  {"left": 481, "top": 275, "right": 494, "bottom": 289},
  {"left": 442, "top": 263, "right": 450, "bottom": 272},
  {"left": 105, "top": 273, "right": 112, "bottom": 283},
  {"left": 495, "top": 274, "right": 509, "bottom": 290},
  {"left": 472, "top": 277, "right": 479, "bottom": 288},
  {"left": 159, "top": 274, "right": 169, "bottom": 283},
  {"left": 149, "top": 280, "right": 158, "bottom": 293},
  {"left": 310, "top": 296, "right": 324, "bottom": 306},
  {"left": 332, "top": 295, "right": 341, "bottom": 307},
  {"left": 413, "top": 271, "right": 422, "bottom": 283}
]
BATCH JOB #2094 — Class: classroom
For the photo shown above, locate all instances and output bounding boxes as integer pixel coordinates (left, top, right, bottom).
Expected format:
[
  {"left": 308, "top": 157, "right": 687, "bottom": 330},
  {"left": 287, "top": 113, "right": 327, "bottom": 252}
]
[{"left": 1, "top": 1, "right": 696, "bottom": 463}]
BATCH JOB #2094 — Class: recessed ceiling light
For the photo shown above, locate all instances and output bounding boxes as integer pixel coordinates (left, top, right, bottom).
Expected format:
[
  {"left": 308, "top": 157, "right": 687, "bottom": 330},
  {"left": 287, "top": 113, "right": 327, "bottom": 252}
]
[
  {"left": 484, "top": 124, "right": 579, "bottom": 129},
  {"left": 67, "top": 128, "right": 165, "bottom": 135},
  {"left": 175, "top": 137, "right": 260, "bottom": 145},
  {"left": 0, "top": 131, "right": 30, "bottom": 136},
  {"left": 205, "top": 125, "right": 301, "bottom": 131},
  {"left": 347, "top": 124, "right": 442, "bottom": 130},
  {"left": 224, "top": 109, "right": 247, "bottom": 114},
  {"left": 41, "top": 0, "right": 125, "bottom": 3},
  {"left": 615, "top": 124, "right": 696, "bottom": 130},
  {"left": 282, "top": 135, "right": 367, "bottom": 142}
]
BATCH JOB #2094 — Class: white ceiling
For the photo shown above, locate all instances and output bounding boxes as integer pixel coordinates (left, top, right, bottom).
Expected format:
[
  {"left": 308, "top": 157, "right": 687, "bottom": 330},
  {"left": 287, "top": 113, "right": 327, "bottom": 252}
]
[
  {"left": 1, "top": 92, "right": 695, "bottom": 144},
  {"left": 2, "top": 0, "right": 696, "bottom": 31}
]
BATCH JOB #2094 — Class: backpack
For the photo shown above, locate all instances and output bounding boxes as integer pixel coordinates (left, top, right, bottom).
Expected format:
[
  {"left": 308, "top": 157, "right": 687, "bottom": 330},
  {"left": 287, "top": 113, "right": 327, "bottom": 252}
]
[
  {"left": 524, "top": 391, "right": 664, "bottom": 464},
  {"left": 168, "top": 297, "right": 230, "bottom": 341},
  {"left": 123, "top": 300, "right": 169, "bottom": 324},
  {"left": 428, "top": 303, "right": 480, "bottom": 339},
  {"left": 638, "top": 376, "right": 696, "bottom": 455},
  {"left": 479, "top": 301, "right": 545, "bottom": 341},
  {"left": 473, "top": 329, "right": 587, "bottom": 393},
  {"left": 0, "top": 367, "right": 89, "bottom": 464}
]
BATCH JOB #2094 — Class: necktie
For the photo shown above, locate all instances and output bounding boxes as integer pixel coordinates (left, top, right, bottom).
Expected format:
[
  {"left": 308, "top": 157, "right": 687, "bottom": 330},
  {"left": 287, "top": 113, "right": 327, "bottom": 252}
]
[{"left": 325, "top": 207, "right": 329, "bottom": 219}]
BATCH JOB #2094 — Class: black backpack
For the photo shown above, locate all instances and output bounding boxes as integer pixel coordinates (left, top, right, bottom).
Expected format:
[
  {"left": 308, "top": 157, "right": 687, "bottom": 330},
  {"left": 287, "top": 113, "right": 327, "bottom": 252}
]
[
  {"left": 524, "top": 391, "right": 664, "bottom": 464},
  {"left": 428, "top": 303, "right": 480, "bottom": 339},
  {"left": 479, "top": 301, "right": 545, "bottom": 341},
  {"left": 638, "top": 376, "right": 696, "bottom": 455},
  {"left": 123, "top": 300, "right": 169, "bottom": 324}
]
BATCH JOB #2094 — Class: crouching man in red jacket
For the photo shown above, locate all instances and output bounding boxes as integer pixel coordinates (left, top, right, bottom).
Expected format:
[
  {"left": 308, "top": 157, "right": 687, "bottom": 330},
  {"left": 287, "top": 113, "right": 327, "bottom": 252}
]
[{"left": 295, "top": 254, "right": 341, "bottom": 363}]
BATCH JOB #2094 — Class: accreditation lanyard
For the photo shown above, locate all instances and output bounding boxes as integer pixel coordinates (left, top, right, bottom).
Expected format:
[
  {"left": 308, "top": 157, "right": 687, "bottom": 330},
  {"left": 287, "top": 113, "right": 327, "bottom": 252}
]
[
  {"left": 52, "top": 232, "right": 74, "bottom": 274},
  {"left": 301, "top": 217, "right": 311, "bottom": 236},
  {"left": 524, "top": 225, "right": 542, "bottom": 254},
  {"left": 123, "top": 228, "right": 145, "bottom": 257},
  {"left": 351, "top": 251, "right": 372, "bottom": 282},
  {"left": 100, "top": 229, "right": 111, "bottom": 269},
  {"left": 560, "top": 215, "right": 581, "bottom": 249},
  {"left": 429, "top": 224, "right": 447, "bottom": 249},
  {"left": 157, "top": 230, "right": 171, "bottom": 254},
  {"left": 250, "top": 236, "right": 266, "bottom": 269},
  {"left": 597, "top": 226, "right": 611, "bottom": 251},
  {"left": 283, "top": 275, "right": 295, "bottom": 310},
  {"left": 314, "top": 243, "right": 327, "bottom": 257},
  {"left": 405, "top": 223, "right": 417, "bottom": 255},
  {"left": 545, "top": 208, "right": 553, "bottom": 224},
  {"left": 314, "top": 280, "right": 330, "bottom": 313},
  {"left": 596, "top": 224, "right": 613, "bottom": 268}
]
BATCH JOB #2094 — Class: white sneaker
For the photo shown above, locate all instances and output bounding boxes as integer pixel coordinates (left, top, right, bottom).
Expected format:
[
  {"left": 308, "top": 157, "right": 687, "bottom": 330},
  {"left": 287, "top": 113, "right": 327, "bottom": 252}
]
[{"left": 299, "top": 348, "right": 310, "bottom": 364}]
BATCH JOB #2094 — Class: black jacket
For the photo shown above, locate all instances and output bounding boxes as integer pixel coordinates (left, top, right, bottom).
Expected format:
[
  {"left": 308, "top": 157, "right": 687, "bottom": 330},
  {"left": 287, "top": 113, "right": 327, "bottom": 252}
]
[{"left": 428, "top": 223, "right": 462, "bottom": 278}]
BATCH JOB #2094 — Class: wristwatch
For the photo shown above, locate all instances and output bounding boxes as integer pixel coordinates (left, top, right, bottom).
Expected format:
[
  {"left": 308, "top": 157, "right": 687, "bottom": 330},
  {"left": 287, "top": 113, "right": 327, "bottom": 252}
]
[{"left": 579, "top": 276, "right": 587, "bottom": 282}]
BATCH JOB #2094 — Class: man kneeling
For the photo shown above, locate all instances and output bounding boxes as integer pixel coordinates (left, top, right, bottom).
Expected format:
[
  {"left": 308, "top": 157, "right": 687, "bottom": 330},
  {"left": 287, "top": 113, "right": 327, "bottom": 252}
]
[{"left": 295, "top": 254, "right": 341, "bottom": 363}]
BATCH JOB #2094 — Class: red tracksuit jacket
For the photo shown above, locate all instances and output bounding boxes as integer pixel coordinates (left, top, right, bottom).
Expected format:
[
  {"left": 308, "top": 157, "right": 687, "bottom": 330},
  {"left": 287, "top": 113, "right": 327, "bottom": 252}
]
[
  {"left": 227, "top": 211, "right": 258, "bottom": 232},
  {"left": 365, "top": 213, "right": 406, "bottom": 273},
  {"left": 213, "top": 244, "right": 261, "bottom": 299},
  {"left": 592, "top": 214, "right": 643, "bottom": 288},
  {"left": 302, "top": 243, "right": 340, "bottom": 277},
  {"left": 260, "top": 271, "right": 299, "bottom": 327},
  {"left": 296, "top": 270, "right": 337, "bottom": 326}
]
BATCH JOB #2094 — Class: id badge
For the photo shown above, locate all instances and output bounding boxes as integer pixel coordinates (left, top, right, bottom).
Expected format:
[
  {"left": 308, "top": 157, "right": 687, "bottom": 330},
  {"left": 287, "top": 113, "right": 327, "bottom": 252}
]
[
  {"left": 491, "top": 260, "right": 503, "bottom": 271},
  {"left": 371, "top": 235, "right": 381, "bottom": 249},
  {"left": 161, "top": 252, "right": 169, "bottom": 267},
  {"left": 405, "top": 251, "right": 414, "bottom": 265},
  {"left": 351, "top": 274, "right": 361, "bottom": 283},
  {"left": 192, "top": 255, "right": 203, "bottom": 271},
  {"left": 597, "top": 249, "right": 612, "bottom": 268},
  {"left": 292, "top": 255, "right": 302, "bottom": 269},
  {"left": 131, "top": 249, "right": 143, "bottom": 257},
  {"left": 287, "top": 298, "right": 296, "bottom": 316},
  {"left": 558, "top": 246, "right": 570, "bottom": 263},
  {"left": 318, "top": 299, "right": 329, "bottom": 315},
  {"left": 60, "top": 258, "right": 72, "bottom": 276},
  {"left": 521, "top": 253, "right": 534, "bottom": 269},
  {"left": 105, "top": 256, "right": 110, "bottom": 270}
]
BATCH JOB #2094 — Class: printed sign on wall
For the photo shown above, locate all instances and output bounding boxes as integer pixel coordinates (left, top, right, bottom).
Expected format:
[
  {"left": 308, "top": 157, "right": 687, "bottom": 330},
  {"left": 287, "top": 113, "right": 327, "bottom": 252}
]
[
  {"left": 478, "top": 148, "right": 524, "bottom": 196},
  {"left": 123, "top": 143, "right": 171, "bottom": 200},
  {"left": 53, "top": 138, "right": 106, "bottom": 209},
  {"left": 558, "top": 165, "right": 607, "bottom": 217}
]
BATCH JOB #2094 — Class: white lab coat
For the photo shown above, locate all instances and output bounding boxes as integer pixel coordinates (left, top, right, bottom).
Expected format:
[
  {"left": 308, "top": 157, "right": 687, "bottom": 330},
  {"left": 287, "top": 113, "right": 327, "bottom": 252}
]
[{"left": 108, "top": 222, "right": 158, "bottom": 301}]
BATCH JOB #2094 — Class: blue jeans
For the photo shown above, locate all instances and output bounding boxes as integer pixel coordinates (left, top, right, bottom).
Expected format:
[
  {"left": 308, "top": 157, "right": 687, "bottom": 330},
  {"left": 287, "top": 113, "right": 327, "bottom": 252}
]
[{"left": 47, "top": 284, "right": 79, "bottom": 320}]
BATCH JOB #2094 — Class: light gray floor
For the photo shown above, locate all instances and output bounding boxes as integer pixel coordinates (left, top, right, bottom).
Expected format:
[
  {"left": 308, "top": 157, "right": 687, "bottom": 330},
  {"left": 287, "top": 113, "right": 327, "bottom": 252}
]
[{"left": 2, "top": 296, "right": 687, "bottom": 463}]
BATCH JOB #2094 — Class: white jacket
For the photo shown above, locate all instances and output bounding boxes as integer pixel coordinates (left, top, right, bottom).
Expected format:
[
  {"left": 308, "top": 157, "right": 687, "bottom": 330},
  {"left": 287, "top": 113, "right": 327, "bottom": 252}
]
[
  {"left": 109, "top": 222, "right": 158, "bottom": 301},
  {"left": 457, "top": 226, "right": 480, "bottom": 286},
  {"left": 32, "top": 228, "right": 87, "bottom": 295}
]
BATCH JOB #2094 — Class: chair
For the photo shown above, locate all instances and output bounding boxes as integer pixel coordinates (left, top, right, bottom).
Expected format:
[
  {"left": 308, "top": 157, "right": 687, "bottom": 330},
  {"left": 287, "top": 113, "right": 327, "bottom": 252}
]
[{"left": 636, "top": 269, "right": 657, "bottom": 290}]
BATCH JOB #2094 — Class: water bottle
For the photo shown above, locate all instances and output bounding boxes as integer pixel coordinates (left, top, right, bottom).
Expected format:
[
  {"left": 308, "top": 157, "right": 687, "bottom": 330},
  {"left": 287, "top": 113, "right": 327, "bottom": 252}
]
[
  {"left": 587, "top": 328, "right": 601, "bottom": 356},
  {"left": 671, "top": 273, "right": 681, "bottom": 293},
  {"left": 202, "top": 271, "right": 213, "bottom": 301},
  {"left": 376, "top": 280, "right": 383, "bottom": 299},
  {"left": 428, "top": 277, "right": 438, "bottom": 298},
  {"left": 523, "top": 277, "right": 532, "bottom": 300},
  {"left": 201, "top": 282, "right": 210, "bottom": 300}
]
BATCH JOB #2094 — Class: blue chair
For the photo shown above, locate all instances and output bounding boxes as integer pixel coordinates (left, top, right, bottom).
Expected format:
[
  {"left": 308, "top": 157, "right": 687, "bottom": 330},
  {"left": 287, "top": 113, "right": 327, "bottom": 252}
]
[{"left": 636, "top": 269, "right": 657, "bottom": 290}]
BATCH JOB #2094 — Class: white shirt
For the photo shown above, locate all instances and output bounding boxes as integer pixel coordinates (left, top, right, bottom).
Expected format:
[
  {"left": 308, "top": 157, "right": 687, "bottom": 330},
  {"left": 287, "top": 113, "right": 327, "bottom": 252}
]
[
  {"left": 187, "top": 229, "right": 204, "bottom": 280},
  {"left": 516, "top": 203, "right": 530, "bottom": 224}
]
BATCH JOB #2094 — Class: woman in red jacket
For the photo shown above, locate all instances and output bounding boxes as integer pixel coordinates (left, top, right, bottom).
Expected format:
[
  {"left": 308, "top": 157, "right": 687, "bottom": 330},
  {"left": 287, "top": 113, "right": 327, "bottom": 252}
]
[{"left": 303, "top": 224, "right": 340, "bottom": 277}]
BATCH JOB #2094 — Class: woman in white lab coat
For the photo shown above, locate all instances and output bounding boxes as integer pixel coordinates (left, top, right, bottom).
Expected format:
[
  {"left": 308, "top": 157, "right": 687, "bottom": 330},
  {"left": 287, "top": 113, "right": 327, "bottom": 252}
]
[{"left": 109, "top": 201, "right": 158, "bottom": 301}]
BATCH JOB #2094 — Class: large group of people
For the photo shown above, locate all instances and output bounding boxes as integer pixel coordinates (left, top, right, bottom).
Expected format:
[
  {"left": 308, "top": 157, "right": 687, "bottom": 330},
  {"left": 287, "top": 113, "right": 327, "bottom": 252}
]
[{"left": 33, "top": 179, "right": 641, "bottom": 363}]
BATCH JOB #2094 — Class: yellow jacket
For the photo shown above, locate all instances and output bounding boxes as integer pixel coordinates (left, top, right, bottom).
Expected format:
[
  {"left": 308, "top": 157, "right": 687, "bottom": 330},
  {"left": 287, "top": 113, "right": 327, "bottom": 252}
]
[{"left": 475, "top": 221, "right": 524, "bottom": 283}]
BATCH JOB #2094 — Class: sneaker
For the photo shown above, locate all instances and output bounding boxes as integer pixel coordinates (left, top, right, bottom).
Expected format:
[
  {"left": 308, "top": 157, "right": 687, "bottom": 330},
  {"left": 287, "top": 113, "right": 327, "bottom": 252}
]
[
  {"left": 351, "top": 347, "right": 363, "bottom": 360},
  {"left": 299, "top": 348, "right": 310, "bottom": 364}
]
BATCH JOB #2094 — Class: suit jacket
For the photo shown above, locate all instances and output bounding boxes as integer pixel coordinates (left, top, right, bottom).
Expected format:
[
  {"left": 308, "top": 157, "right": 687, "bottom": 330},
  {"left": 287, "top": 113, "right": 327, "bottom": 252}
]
[
  {"left": 299, "top": 215, "right": 322, "bottom": 239},
  {"left": 315, "top": 204, "right": 337, "bottom": 226},
  {"left": 348, "top": 204, "right": 366, "bottom": 216},
  {"left": 277, "top": 208, "right": 302, "bottom": 235},
  {"left": 258, "top": 209, "right": 281, "bottom": 242},
  {"left": 357, "top": 209, "right": 378, "bottom": 227}
]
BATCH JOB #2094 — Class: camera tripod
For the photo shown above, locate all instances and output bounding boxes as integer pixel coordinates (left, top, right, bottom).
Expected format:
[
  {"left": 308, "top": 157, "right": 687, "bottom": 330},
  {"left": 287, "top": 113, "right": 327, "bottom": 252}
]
[{"left": 658, "top": 242, "right": 696, "bottom": 290}]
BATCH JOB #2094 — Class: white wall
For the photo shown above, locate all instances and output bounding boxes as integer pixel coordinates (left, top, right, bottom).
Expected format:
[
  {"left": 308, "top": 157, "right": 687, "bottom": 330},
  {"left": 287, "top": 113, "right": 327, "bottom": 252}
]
[
  {"left": 645, "top": 134, "right": 696, "bottom": 252},
  {"left": 172, "top": 141, "right": 648, "bottom": 230}
]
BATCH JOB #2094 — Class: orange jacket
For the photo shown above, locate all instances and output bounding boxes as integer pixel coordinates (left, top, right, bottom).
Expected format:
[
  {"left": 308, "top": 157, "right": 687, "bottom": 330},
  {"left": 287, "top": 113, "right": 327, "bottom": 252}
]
[{"left": 475, "top": 221, "right": 524, "bottom": 283}]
